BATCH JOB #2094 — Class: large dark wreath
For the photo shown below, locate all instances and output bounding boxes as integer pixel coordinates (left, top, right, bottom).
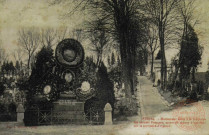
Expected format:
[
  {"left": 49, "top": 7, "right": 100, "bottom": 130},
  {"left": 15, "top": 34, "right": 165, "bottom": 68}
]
[{"left": 55, "top": 38, "right": 84, "bottom": 68}]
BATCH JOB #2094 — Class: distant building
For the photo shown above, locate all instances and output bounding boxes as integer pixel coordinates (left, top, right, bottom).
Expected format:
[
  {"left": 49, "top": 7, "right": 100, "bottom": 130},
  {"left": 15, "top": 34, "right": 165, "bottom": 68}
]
[{"left": 146, "top": 57, "right": 172, "bottom": 86}]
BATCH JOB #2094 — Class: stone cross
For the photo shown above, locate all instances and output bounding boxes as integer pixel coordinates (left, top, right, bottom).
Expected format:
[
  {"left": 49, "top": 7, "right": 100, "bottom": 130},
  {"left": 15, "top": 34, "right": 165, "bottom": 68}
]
[
  {"left": 104, "top": 103, "right": 112, "bottom": 125},
  {"left": 16, "top": 103, "right": 25, "bottom": 123}
]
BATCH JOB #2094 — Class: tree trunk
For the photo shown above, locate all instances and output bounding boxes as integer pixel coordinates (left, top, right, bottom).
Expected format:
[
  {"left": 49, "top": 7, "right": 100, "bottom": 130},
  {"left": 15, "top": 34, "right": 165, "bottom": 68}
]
[
  {"left": 192, "top": 67, "right": 195, "bottom": 82},
  {"left": 113, "top": 7, "right": 134, "bottom": 98},
  {"left": 28, "top": 55, "right": 31, "bottom": 75},
  {"left": 121, "top": 55, "right": 132, "bottom": 98},
  {"left": 119, "top": 33, "right": 132, "bottom": 98},
  {"left": 96, "top": 54, "right": 100, "bottom": 67},
  {"left": 163, "top": 55, "right": 167, "bottom": 90},
  {"left": 172, "top": 63, "right": 179, "bottom": 89},
  {"left": 160, "top": 40, "right": 164, "bottom": 90},
  {"left": 159, "top": 0, "right": 167, "bottom": 90},
  {"left": 159, "top": 0, "right": 164, "bottom": 90},
  {"left": 151, "top": 52, "right": 154, "bottom": 78},
  {"left": 131, "top": 49, "right": 135, "bottom": 95}
]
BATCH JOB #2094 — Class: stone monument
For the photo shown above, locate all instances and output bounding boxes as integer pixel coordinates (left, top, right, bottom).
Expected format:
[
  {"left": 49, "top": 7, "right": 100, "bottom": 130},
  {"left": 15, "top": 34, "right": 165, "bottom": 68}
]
[
  {"left": 28, "top": 39, "right": 96, "bottom": 124},
  {"left": 16, "top": 103, "right": 25, "bottom": 123},
  {"left": 104, "top": 103, "right": 113, "bottom": 125}
]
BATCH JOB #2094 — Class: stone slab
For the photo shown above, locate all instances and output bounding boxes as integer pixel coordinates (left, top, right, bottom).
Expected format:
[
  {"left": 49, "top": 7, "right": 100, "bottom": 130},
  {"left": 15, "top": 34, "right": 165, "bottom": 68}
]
[{"left": 53, "top": 101, "right": 84, "bottom": 111}]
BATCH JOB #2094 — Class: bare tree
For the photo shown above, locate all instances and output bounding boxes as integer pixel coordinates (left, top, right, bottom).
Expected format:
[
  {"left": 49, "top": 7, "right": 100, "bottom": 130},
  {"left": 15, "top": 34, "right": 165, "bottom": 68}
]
[
  {"left": 0, "top": 45, "right": 7, "bottom": 66},
  {"left": 75, "top": 0, "right": 146, "bottom": 97},
  {"left": 178, "top": 0, "right": 197, "bottom": 35},
  {"left": 40, "top": 27, "right": 69, "bottom": 47},
  {"left": 13, "top": 48, "right": 24, "bottom": 63},
  {"left": 70, "top": 28, "right": 84, "bottom": 43},
  {"left": 88, "top": 30, "right": 110, "bottom": 67},
  {"left": 175, "top": 0, "right": 199, "bottom": 86},
  {"left": 143, "top": 0, "right": 180, "bottom": 90},
  {"left": 168, "top": 0, "right": 198, "bottom": 87},
  {"left": 56, "top": 26, "right": 68, "bottom": 44},
  {"left": 18, "top": 27, "right": 40, "bottom": 72},
  {"left": 41, "top": 28, "right": 57, "bottom": 47},
  {"left": 52, "top": 0, "right": 150, "bottom": 97},
  {"left": 0, "top": 40, "right": 8, "bottom": 81},
  {"left": 147, "top": 24, "right": 159, "bottom": 78}
]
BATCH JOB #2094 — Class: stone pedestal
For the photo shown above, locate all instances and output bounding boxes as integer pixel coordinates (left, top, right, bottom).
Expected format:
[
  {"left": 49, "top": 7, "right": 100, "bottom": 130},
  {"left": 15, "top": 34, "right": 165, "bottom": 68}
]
[
  {"left": 53, "top": 100, "right": 85, "bottom": 123},
  {"left": 104, "top": 103, "right": 112, "bottom": 125},
  {"left": 53, "top": 99, "right": 84, "bottom": 111},
  {"left": 16, "top": 104, "right": 25, "bottom": 123}
]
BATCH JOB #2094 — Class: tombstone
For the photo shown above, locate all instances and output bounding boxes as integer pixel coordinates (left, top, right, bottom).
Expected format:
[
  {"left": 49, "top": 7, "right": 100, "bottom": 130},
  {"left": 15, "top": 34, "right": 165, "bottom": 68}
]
[
  {"left": 207, "top": 86, "right": 209, "bottom": 94},
  {"left": 154, "top": 69, "right": 160, "bottom": 86},
  {"left": 190, "top": 83, "right": 193, "bottom": 91},
  {"left": 16, "top": 103, "right": 25, "bottom": 123},
  {"left": 104, "top": 103, "right": 112, "bottom": 125},
  {"left": 53, "top": 99, "right": 85, "bottom": 122}
]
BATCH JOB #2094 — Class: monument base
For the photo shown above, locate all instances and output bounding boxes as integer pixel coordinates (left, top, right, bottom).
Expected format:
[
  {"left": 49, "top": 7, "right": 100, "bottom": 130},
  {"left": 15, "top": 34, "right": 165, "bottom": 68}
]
[{"left": 53, "top": 99, "right": 85, "bottom": 124}]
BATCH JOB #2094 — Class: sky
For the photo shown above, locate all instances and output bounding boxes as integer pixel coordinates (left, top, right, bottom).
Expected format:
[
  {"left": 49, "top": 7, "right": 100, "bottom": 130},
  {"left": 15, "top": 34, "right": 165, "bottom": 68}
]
[
  {"left": 0, "top": 0, "right": 209, "bottom": 71},
  {"left": 0, "top": 0, "right": 85, "bottom": 49}
]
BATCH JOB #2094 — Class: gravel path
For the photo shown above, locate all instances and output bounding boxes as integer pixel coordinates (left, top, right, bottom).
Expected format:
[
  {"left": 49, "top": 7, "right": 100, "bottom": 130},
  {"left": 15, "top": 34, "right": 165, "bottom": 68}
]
[{"left": 137, "top": 76, "right": 171, "bottom": 117}]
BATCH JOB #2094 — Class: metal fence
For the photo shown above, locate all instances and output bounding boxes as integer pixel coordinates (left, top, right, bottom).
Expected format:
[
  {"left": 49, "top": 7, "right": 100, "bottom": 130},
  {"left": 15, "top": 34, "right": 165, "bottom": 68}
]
[
  {"left": 24, "top": 108, "right": 104, "bottom": 126},
  {"left": 0, "top": 113, "right": 17, "bottom": 121}
]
